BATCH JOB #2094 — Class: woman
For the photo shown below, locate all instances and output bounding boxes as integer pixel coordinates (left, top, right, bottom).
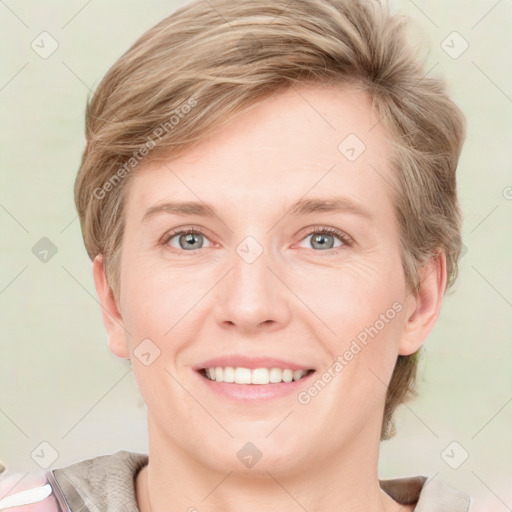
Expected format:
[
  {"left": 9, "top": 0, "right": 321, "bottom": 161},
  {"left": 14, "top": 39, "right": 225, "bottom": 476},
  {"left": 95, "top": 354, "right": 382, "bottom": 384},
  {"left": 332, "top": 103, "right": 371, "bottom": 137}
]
[{"left": 0, "top": 0, "right": 471, "bottom": 510}]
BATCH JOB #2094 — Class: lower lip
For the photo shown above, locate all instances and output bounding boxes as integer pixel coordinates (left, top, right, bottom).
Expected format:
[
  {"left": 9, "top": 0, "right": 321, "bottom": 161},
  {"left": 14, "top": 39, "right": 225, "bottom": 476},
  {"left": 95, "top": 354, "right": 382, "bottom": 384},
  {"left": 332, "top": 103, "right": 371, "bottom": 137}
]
[{"left": 195, "top": 370, "right": 316, "bottom": 402}]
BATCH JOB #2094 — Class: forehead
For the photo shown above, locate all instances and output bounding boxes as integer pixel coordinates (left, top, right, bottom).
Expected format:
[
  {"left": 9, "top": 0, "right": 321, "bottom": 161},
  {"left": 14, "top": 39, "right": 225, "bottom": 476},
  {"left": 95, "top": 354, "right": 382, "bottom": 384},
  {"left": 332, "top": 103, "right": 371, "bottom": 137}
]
[{"left": 125, "top": 83, "right": 397, "bottom": 221}]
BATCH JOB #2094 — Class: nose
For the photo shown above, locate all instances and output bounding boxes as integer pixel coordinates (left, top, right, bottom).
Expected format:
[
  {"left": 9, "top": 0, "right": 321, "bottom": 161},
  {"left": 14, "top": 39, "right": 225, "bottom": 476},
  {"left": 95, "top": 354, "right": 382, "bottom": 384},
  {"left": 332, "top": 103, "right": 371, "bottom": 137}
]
[{"left": 212, "top": 240, "right": 292, "bottom": 333}]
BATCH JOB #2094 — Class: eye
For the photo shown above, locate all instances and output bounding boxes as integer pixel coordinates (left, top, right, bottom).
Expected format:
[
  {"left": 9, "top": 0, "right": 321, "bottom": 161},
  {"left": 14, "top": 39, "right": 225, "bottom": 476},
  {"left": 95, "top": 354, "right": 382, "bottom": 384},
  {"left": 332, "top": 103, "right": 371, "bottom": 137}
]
[
  {"left": 298, "top": 226, "right": 352, "bottom": 253},
  {"left": 162, "top": 228, "right": 214, "bottom": 252},
  {"left": 160, "top": 225, "right": 353, "bottom": 255}
]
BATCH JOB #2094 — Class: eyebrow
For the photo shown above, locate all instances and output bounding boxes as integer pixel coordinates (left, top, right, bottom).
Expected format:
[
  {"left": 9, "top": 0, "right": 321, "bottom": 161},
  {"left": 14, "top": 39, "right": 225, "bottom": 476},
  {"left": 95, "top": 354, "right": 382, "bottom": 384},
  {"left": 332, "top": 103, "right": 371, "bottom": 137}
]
[{"left": 141, "top": 196, "right": 373, "bottom": 223}]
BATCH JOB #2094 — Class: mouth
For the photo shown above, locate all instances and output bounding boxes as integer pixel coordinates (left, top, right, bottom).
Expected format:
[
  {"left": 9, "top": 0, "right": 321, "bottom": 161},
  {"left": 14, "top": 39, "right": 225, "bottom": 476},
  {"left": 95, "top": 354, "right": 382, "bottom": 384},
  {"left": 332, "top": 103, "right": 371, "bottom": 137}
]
[{"left": 197, "top": 367, "right": 316, "bottom": 385}]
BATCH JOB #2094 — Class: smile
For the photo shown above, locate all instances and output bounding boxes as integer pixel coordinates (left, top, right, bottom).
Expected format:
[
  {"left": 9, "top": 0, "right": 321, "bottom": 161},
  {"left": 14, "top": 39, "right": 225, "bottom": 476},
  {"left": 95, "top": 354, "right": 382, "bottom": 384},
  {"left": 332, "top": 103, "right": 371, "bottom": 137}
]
[{"left": 199, "top": 367, "right": 315, "bottom": 385}]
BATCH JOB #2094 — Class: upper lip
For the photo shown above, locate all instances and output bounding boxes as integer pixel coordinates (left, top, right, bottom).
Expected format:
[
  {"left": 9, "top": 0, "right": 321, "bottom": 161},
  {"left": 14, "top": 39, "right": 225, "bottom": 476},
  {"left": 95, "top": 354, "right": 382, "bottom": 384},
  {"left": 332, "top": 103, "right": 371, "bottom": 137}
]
[{"left": 193, "top": 356, "right": 315, "bottom": 371}]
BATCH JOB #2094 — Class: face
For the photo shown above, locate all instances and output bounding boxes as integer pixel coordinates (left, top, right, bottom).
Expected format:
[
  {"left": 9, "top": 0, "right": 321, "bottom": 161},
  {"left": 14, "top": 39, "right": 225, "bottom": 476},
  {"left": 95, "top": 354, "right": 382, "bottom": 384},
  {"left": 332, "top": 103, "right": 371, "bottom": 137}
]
[{"left": 97, "top": 83, "right": 440, "bottom": 476}]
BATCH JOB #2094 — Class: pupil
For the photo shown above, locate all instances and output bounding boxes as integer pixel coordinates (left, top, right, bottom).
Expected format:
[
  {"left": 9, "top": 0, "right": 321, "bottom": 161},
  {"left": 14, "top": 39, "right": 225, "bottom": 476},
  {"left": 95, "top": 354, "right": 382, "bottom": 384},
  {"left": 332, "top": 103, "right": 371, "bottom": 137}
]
[
  {"left": 313, "top": 233, "right": 333, "bottom": 249},
  {"left": 182, "top": 233, "right": 201, "bottom": 249}
]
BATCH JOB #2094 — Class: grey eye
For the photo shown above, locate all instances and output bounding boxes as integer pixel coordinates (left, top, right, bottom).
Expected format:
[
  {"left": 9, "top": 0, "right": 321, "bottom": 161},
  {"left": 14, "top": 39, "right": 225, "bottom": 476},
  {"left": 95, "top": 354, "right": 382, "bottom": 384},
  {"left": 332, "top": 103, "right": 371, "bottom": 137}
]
[
  {"left": 167, "top": 231, "right": 212, "bottom": 251},
  {"left": 302, "top": 232, "right": 343, "bottom": 250}
]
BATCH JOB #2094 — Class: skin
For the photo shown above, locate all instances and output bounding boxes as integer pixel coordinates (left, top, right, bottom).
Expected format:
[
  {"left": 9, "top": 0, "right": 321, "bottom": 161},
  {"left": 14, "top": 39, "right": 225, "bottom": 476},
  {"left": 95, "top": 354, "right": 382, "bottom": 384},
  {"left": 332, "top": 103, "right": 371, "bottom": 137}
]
[{"left": 93, "top": 83, "right": 446, "bottom": 512}]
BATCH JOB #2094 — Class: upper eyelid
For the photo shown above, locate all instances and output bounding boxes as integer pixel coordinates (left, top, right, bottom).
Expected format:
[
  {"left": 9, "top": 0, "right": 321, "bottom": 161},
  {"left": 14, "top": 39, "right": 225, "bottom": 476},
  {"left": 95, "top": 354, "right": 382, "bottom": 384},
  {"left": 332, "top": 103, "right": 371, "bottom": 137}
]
[{"left": 160, "top": 226, "right": 216, "bottom": 245}]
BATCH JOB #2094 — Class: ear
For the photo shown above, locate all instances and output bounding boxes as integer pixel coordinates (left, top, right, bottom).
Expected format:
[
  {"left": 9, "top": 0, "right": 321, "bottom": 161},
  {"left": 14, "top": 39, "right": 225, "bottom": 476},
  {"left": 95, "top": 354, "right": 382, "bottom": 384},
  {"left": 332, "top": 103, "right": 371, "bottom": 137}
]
[
  {"left": 398, "top": 250, "right": 448, "bottom": 356},
  {"left": 92, "top": 254, "right": 130, "bottom": 359}
]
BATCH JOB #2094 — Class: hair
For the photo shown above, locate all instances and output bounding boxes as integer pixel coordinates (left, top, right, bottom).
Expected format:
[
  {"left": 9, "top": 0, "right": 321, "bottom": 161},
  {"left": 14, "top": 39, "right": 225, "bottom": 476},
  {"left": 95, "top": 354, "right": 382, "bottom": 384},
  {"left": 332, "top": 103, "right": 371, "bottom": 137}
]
[{"left": 74, "top": 0, "right": 466, "bottom": 440}]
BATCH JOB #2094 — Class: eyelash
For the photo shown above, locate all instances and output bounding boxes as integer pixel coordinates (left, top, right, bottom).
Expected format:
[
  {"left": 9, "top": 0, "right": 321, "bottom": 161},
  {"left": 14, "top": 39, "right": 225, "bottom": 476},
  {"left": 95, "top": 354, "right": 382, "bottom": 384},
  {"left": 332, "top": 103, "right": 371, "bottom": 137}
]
[{"left": 160, "top": 226, "right": 353, "bottom": 256}]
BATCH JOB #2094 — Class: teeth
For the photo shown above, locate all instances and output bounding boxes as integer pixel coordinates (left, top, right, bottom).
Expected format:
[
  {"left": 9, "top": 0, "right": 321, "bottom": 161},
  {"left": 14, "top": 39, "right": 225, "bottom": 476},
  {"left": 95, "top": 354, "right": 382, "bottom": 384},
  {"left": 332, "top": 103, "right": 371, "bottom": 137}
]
[
  {"left": 223, "top": 367, "right": 235, "bottom": 382},
  {"left": 203, "top": 367, "right": 310, "bottom": 385}
]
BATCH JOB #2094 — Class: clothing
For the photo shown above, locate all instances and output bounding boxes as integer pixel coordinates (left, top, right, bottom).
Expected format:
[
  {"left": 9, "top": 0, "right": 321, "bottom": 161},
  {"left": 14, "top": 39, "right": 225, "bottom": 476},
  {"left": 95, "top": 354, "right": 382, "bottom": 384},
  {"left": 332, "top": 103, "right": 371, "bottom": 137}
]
[{"left": 3, "top": 450, "right": 472, "bottom": 511}]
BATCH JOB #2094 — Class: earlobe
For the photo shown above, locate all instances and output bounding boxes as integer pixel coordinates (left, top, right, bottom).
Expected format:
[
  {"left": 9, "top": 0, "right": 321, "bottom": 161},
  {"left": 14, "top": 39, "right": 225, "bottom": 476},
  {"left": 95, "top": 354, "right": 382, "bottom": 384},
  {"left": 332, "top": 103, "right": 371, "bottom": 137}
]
[
  {"left": 398, "top": 250, "right": 447, "bottom": 356},
  {"left": 92, "top": 254, "right": 130, "bottom": 359}
]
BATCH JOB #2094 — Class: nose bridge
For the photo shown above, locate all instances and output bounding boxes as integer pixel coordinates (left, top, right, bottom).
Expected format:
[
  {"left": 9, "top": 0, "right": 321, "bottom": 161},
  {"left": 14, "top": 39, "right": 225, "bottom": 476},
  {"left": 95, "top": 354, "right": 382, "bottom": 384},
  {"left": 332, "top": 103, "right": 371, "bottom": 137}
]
[{"left": 215, "top": 233, "right": 290, "bottom": 330}]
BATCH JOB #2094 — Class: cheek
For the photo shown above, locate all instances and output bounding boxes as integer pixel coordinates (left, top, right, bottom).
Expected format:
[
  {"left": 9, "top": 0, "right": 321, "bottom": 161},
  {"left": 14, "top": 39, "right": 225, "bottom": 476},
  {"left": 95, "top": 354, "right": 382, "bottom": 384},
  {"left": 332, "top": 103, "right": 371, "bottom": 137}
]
[
  {"left": 120, "top": 255, "right": 200, "bottom": 339},
  {"left": 292, "top": 253, "right": 404, "bottom": 334},
  {"left": 296, "top": 256, "right": 405, "bottom": 390},
  {"left": 312, "top": 303, "right": 405, "bottom": 421}
]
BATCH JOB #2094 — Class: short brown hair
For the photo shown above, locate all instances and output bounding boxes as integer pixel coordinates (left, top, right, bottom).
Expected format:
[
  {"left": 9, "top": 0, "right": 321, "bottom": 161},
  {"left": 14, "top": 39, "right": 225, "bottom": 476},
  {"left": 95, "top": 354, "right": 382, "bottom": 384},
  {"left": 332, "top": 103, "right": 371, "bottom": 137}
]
[{"left": 74, "top": 0, "right": 466, "bottom": 440}]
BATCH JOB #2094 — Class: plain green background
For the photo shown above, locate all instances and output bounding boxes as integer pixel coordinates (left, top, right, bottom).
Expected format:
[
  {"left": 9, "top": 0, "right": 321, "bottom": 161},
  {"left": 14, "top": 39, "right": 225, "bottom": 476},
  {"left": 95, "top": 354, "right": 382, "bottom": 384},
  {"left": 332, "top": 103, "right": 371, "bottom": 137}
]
[{"left": 0, "top": 1, "right": 511, "bottom": 509}]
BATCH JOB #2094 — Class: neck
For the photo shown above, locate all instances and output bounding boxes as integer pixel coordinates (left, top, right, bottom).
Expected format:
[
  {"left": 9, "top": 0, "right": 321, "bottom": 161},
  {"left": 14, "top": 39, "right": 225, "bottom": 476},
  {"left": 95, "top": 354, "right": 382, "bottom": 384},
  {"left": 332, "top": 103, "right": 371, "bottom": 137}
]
[{"left": 136, "top": 415, "right": 410, "bottom": 512}]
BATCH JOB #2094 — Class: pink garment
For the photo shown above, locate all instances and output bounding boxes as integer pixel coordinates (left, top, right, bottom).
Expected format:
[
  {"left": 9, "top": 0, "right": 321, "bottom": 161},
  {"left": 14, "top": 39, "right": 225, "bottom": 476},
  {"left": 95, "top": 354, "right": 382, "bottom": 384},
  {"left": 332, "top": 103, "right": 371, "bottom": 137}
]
[{"left": 0, "top": 471, "right": 69, "bottom": 512}]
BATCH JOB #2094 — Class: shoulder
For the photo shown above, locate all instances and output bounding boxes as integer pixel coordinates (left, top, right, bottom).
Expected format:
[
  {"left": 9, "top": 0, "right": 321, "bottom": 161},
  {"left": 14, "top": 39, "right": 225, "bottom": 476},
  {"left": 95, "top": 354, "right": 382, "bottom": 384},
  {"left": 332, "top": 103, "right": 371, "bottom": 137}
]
[
  {"left": 52, "top": 450, "right": 148, "bottom": 512},
  {"left": 379, "top": 474, "right": 471, "bottom": 511},
  {"left": 0, "top": 451, "right": 148, "bottom": 512},
  {"left": 52, "top": 450, "right": 148, "bottom": 483},
  {"left": 415, "top": 476, "right": 471, "bottom": 511}
]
